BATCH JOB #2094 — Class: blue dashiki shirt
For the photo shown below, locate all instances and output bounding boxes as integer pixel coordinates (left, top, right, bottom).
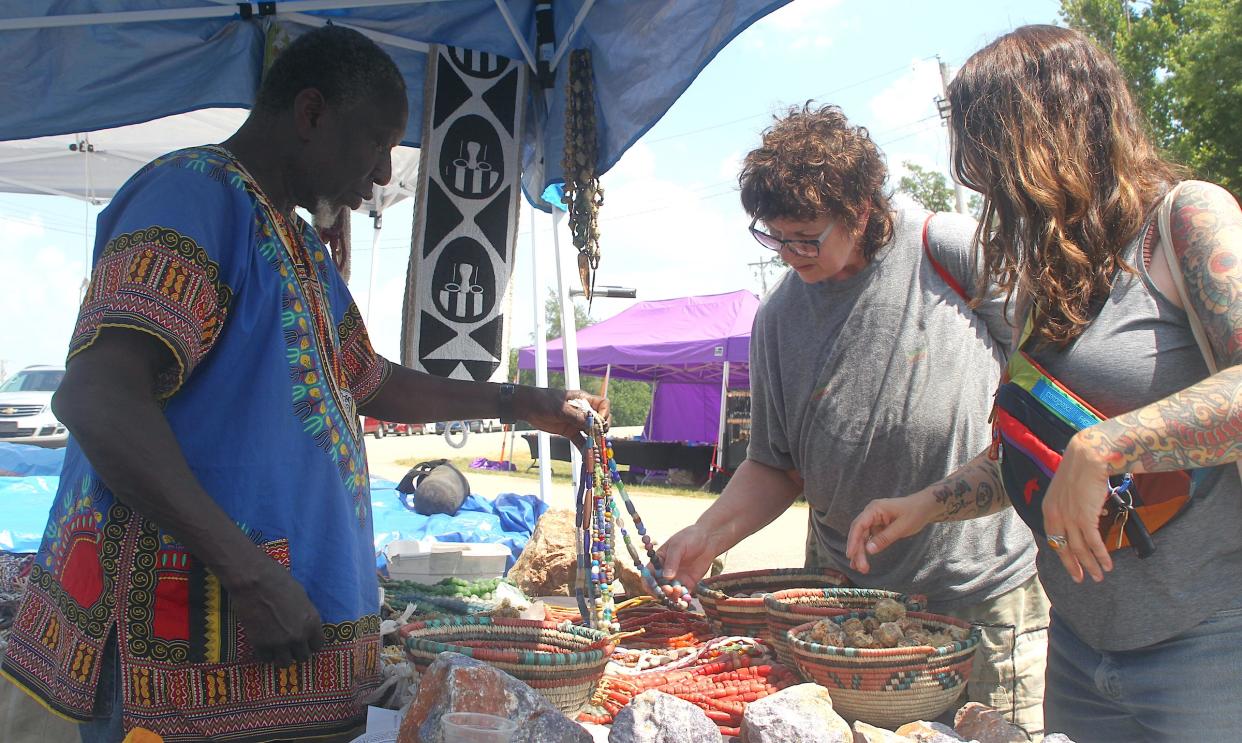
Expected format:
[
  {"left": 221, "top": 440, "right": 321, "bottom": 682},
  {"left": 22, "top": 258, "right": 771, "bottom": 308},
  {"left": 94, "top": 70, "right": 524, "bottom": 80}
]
[{"left": 0, "top": 146, "right": 391, "bottom": 742}]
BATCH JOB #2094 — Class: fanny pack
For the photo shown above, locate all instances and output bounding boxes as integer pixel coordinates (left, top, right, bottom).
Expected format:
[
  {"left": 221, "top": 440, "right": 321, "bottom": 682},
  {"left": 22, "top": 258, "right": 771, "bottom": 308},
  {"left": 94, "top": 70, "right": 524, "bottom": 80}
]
[{"left": 992, "top": 343, "right": 1189, "bottom": 557}]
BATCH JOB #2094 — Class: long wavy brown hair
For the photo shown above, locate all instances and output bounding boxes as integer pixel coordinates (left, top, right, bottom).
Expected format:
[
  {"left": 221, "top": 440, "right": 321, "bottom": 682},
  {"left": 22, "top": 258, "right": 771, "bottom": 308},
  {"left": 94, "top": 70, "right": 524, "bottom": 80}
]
[
  {"left": 739, "top": 103, "right": 893, "bottom": 259},
  {"left": 948, "top": 24, "right": 1183, "bottom": 345}
]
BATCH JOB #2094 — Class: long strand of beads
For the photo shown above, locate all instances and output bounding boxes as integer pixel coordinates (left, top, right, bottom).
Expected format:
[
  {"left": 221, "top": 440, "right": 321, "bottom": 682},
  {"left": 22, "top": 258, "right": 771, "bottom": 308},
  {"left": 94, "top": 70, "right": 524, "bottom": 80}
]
[
  {"left": 583, "top": 424, "right": 618, "bottom": 631},
  {"left": 574, "top": 432, "right": 594, "bottom": 624},
  {"left": 602, "top": 446, "right": 692, "bottom": 610},
  {"left": 574, "top": 405, "right": 692, "bottom": 628}
]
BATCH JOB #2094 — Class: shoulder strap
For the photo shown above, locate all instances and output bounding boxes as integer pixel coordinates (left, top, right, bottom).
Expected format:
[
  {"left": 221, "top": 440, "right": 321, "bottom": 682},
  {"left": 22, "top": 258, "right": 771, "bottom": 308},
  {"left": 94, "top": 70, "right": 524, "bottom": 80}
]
[
  {"left": 1157, "top": 183, "right": 1218, "bottom": 374},
  {"left": 1156, "top": 182, "right": 1242, "bottom": 481},
  {"left": 922, "top": 213, "right": 971, "bottom": 302}
]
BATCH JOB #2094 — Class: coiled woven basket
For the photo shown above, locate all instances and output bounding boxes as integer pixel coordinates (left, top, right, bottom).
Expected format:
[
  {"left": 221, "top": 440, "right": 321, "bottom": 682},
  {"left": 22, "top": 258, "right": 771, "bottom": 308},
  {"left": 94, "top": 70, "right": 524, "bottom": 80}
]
[
  {"left": 401, "top": 616, "right": 615, "bottom": 715},
  {"left": 788, "top": 611, "right": 979, "bottom": 728},
  {"left": 763, "top": 588, "right": 926, "bottom": 668},
  {"left": 697, "top": 567, "right": 850, "bottom": 641}
]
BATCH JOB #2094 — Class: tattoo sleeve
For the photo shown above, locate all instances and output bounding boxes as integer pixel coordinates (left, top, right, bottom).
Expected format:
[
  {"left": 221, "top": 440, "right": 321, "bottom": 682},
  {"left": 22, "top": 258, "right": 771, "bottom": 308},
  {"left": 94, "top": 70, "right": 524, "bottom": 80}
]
[
  {"left": 928, "top": 450, "right": 1010, "bottom": 522},
  {"left": 1081, "top": 182, "right": 1242, "bottom": 474}
]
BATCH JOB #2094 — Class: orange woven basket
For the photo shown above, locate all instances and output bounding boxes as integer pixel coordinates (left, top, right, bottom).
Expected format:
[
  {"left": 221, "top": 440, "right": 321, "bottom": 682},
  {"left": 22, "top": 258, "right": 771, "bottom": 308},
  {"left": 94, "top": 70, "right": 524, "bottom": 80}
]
[{"left": 696, "top": 567, "right": 850, "bottom": 641}]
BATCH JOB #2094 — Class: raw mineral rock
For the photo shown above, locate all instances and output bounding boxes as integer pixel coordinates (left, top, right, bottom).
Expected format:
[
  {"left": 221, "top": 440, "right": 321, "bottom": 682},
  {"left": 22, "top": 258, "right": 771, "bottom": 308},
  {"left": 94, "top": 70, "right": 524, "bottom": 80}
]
[
  {"left": 894, "top": 720, "right": 969, "bottom": 742},
  {"left": 740, "top": 683, "right": 853, "bottom": 742},
  {"left": 508, "top": 509, "right": 646, "bottom": 598},
  {"left": 953, "top": 703, "right": 1028, "bottom": 743},
  {"left": 397, "top": 652, "right": 590, "bottom": 743},
  {"left": 852, "top": 720, "right": 914, "bottom": 742},
  {"left": 608, "top": 690, "right": 721, "bottom": 743},
  {"left": 1042, "top": 735, "right": 1077, "bottom": 742}
]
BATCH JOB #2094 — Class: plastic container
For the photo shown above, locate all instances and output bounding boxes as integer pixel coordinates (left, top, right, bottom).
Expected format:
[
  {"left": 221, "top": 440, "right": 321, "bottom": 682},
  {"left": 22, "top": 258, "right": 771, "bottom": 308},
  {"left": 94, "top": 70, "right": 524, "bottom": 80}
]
[
  {"left": 441, "top": 711, "right": 517, "bottom": 742},
  {"left": 384, "top": 539, "right": 510, "bottom": 584}
]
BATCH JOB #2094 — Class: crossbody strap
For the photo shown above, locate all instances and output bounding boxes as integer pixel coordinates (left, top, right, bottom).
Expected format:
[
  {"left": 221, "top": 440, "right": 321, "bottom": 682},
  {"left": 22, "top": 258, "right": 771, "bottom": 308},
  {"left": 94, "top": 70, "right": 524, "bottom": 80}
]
[
  {"left": 1155, "top": 182, "right": 1242, "bottom": 481},
  {"left": 922, "top": 213, "right": 971, "bottom": 302}
]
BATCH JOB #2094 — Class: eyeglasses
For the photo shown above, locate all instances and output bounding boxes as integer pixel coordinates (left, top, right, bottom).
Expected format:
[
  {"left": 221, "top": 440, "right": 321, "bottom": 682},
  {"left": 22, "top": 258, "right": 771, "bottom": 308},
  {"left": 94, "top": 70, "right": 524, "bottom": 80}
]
[{"left": 749, "top": 218, "right": 835, "bottom": 258}]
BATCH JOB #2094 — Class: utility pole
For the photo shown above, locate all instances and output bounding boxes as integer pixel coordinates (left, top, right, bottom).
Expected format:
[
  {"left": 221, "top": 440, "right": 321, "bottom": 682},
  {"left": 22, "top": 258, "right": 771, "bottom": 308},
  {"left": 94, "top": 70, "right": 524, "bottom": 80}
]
[
  {"left": 747, "top": 255, "right": 784, "bottom": 294},
  {"left": 935, "top": 56, "right": 968, "bottom": 215}
]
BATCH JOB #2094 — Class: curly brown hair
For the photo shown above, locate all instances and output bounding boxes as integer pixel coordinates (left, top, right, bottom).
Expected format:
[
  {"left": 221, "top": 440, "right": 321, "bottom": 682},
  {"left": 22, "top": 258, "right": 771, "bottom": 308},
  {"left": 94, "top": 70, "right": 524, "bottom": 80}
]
[
  {"left": 739, "top": 103, "right": 894, "bottom": 259},
  {"left": 948, "top": 25, "right": 1183, "bottom": 346}
]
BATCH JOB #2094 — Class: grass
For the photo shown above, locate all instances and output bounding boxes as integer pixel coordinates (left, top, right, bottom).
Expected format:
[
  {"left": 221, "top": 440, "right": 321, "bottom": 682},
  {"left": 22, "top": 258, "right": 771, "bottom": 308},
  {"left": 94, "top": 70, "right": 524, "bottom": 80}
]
[{"left": 393, "top": 453, "right": 720, "bottom": 499}]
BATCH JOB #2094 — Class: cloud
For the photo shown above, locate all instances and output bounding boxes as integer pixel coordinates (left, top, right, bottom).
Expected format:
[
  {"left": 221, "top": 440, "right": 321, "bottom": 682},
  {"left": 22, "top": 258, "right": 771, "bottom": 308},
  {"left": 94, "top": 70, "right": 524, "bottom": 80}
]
[{"left": 741, "top": 0, "right": 844, "bottom": 53}]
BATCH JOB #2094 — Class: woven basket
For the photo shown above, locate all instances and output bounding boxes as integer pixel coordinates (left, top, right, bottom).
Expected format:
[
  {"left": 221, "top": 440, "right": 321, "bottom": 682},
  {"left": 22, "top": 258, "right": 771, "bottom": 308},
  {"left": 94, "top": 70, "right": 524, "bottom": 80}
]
[
  {"left": 787, "top": 611, "right": 979, "bottom": 728},
  {"left": 763, "top": 588, "right": 926, "bottom": 668},
  {"left": 401, "top": 616, "right": 614, "bottom": 715},
  {"left": 697, "top": 567, "right": 850, "bottom": 641}
]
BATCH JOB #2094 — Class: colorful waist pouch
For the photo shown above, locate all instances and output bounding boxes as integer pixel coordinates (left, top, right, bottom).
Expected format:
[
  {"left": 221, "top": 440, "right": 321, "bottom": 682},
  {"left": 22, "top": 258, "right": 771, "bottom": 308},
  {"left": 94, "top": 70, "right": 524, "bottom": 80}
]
[{"left": 993, "top": 348, "right": 1191, "bottom": 557}]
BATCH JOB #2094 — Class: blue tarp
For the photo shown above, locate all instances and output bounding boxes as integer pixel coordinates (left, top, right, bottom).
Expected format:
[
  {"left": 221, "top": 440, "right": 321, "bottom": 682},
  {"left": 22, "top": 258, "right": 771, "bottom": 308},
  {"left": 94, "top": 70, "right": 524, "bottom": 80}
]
[
  {"left": 371, "top": 476, "right": 546, "bottom": 571},
  {"left": 0, "top": 1, "right": 790, "bottom": 209},
  {"left": 0, "top": 444, "right": 545, "bottom": 566}
]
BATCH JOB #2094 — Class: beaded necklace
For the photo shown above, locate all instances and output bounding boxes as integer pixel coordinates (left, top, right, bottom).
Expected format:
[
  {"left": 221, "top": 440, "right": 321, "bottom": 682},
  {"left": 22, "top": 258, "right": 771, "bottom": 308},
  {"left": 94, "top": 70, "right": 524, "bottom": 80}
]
[{"left": 575, "top": 413, "right": 692, "bottom": 632}]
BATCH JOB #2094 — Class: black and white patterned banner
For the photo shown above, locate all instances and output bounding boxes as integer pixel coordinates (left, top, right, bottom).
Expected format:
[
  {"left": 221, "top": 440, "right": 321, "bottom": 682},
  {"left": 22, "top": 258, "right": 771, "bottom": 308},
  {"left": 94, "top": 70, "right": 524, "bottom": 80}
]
[{"left": 400, "top": 45, "right": 526, "bottom": 381}]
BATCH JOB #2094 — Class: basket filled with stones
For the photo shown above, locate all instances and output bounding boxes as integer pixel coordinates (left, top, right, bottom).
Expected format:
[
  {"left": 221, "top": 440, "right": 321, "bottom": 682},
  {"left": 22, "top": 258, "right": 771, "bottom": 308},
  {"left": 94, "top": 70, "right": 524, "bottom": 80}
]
[{"left": 787, "top": 605, "right": 979, "bottom": 728}]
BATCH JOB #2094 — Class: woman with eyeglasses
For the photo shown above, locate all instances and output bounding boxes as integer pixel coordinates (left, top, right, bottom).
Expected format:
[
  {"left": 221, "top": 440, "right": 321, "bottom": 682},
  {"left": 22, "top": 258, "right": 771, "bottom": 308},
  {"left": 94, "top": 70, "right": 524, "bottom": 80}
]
[
  {"left": 846, "top": 25, "right": 1242, "bottom": 741},
  {"left": 657, "top": 102, "right": 1047, "bottom": 735}
]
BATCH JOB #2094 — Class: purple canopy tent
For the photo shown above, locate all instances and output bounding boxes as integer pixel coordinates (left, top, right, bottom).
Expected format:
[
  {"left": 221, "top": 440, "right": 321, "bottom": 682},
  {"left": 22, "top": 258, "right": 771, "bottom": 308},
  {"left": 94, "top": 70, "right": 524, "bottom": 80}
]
[{"left": 518, "top": 290, "right": 759, "bottom": 464}]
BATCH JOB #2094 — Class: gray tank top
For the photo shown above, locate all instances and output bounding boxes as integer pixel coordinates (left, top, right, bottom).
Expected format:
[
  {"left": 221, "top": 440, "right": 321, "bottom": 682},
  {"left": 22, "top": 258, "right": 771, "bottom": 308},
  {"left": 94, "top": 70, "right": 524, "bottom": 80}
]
[{"left": 1028, "top": 226, "right": 1242, "bottom": 651}]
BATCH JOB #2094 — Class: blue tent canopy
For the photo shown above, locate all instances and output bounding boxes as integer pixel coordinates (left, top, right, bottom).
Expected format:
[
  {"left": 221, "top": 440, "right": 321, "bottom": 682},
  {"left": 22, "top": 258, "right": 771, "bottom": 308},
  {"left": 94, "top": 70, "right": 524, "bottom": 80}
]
[{"left": 0, "top": 0, "right": 790, "bottom": 208}]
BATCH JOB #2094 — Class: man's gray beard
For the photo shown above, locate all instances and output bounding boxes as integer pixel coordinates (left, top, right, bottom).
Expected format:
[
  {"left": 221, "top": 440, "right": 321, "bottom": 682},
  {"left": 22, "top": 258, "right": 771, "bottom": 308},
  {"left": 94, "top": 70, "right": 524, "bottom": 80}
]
[{"left": 313, "top": 198, "right": 341, "bottom": 227}]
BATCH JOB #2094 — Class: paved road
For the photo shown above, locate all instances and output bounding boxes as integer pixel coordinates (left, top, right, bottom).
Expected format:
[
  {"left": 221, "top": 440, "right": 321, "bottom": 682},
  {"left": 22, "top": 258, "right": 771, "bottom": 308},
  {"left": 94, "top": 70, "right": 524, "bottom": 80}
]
[{"left": 363, "top": 432, "right": 808, "bottom": 576}]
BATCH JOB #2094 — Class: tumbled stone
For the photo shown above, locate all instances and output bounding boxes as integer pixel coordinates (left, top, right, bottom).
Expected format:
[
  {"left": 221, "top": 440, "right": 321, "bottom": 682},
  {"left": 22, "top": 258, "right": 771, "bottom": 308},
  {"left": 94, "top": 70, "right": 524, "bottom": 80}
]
[
  {"left": 740, "top": 683, "right": 853, "bottom": 742},
  {"left": 397, "top": 652, "right": 590, "bottom": 743},
  {"left": 608, "top": 690, "right": 721, "bottom": 743},
  {"left": 894, "top": 720, "right": 968, "bottom": 742},
  {"left": 952, "top": 702, "right": 1026, "bottom": 743},
  {"left": 852, "top": 720, "right": 914, "bottom": 741},
  {"left": 1041, "top": 735, "right": 1076, "bottom": 742}
]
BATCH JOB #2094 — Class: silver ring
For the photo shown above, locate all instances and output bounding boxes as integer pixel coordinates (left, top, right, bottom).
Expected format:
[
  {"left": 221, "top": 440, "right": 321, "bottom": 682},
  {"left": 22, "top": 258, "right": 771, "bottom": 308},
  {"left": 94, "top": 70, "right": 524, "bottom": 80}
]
[{"left": 1046, "top": 534, "right": 1069, "bottom": 550}]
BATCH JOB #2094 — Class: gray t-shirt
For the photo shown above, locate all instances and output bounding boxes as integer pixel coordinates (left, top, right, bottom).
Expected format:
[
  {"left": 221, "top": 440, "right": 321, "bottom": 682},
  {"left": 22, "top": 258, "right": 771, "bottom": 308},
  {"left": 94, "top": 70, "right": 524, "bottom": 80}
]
[
  {"left": 748, "top": 208, "right": 1036, "bottom": 610},
  {"left": 1028, "top": 221, "right": 1242, "bottom": 651}
]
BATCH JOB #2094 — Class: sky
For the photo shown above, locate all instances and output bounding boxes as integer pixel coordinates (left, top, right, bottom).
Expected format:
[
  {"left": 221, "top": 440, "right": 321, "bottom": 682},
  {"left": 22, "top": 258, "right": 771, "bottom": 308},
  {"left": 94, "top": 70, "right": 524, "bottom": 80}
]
[{"left": 0, "top": 0, "right": 1063, "bottom": 379}]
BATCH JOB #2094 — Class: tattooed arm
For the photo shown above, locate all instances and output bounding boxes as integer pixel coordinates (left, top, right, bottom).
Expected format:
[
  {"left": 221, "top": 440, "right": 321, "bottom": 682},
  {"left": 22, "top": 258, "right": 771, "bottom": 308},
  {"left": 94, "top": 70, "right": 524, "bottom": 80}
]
[
  {"left": 1044, "top": 181, "right": 1242, "bottom": 584},
  {"left": 845, "top": 449, "right": 1009, "bottom": 573},
  {"left": 1079, "top": 181, "right": 1242, "bottom": 474}
]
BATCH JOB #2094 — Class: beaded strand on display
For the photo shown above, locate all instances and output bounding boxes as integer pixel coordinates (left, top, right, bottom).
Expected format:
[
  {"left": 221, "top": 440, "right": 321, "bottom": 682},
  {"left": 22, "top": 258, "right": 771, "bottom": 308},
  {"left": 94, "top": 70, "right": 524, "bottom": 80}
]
[{"left": 574, "top": 413, "right": 692, "bottom": 632}]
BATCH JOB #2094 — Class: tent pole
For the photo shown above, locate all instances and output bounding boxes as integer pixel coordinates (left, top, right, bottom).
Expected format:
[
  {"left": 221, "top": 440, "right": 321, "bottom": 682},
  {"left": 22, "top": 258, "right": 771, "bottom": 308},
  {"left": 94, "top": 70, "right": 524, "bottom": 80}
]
[
  {"left": 530, "top": 205, "right": 553, "bottom": 502},
  {"left": 550, "top": 0, "right": 596, "bottom": 72},
  {"left": 492, "top": 0, "right": 539, "bottom": 73},
  {"left": 600, "top": 364, "right": 611, "bottom": 397},
  {"left": 716, "top": 361, "right": 730, "bottom": 471},
  {"left": 550, "top": 208, "right": 583, "bottom": 493},
  {"left": 364, "top": 210, "right": 382, "bottom": 325},
  {"left": 0, "top": 0, "right": 441, "bottom": 32}
]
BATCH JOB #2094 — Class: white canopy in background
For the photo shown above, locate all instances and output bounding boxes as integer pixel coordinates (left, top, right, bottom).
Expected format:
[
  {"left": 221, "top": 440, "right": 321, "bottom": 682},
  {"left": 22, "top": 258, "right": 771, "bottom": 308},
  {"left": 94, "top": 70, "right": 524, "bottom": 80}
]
[{"left": 0, "top": 108, "right": 420, "bottom": 215}]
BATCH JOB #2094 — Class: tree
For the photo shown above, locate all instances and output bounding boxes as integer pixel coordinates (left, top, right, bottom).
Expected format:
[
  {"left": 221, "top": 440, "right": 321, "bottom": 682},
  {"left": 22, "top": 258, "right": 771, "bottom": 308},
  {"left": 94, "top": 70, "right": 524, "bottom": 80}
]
[
  {"left": 897, "top": 161, "right": 956, "bottom": 213},
  {"left": 1060, "top": 0, "right": 1242, "bottom": 193}
]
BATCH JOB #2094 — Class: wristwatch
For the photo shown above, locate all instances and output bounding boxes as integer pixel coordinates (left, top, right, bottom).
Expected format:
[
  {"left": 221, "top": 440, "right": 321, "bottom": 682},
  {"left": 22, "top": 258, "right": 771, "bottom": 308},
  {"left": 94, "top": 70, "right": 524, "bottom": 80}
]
[{"left": 498, "top": 383, "right": 517, "bottom": 424}]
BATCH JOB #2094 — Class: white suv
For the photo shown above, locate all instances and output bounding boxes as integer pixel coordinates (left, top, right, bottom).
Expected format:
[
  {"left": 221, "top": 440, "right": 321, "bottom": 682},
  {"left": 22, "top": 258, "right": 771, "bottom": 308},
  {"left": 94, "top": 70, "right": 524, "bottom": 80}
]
[{"left": 0, "top": 365, "right": 68, "bottom": 447}]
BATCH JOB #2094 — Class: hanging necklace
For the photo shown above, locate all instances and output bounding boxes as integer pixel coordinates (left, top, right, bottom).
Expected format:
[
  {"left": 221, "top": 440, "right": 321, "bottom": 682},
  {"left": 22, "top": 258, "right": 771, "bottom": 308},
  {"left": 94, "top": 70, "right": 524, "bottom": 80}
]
[{"left": 575, "top": 409, "right": 692, "bottom": 633}]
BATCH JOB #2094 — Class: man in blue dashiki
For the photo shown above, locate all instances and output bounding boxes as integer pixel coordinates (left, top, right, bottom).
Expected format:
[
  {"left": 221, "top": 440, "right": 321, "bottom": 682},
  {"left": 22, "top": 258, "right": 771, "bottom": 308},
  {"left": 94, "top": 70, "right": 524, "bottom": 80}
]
[{"left": 0, "top": 27, "right": 607, "bottom": 743}]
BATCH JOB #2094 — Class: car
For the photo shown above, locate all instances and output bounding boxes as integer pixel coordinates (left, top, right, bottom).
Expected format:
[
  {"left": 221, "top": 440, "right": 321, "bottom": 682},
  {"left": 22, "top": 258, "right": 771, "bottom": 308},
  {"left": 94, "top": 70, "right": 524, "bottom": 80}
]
[
  {"left": 384, "top": 421, "right": 424, "bottom": 436},
  {"left": 361, "top": 418, "right": 424, "bottom": 438},
  {"left": 0, "top": 365, "right": 68, "bottom": 447},
  {"left": 361, "top": 416, "right": 387, "bottom": 438}
]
